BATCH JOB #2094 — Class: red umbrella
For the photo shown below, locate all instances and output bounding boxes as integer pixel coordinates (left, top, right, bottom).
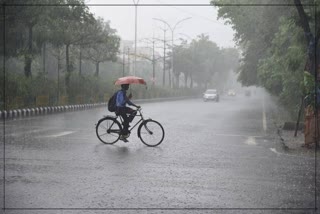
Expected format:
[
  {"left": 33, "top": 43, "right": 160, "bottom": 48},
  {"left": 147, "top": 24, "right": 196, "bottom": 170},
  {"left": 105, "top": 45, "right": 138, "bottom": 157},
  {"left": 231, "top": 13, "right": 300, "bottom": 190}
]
[{"left": 114, "top": 76, "right": 147, "bottom": 85}]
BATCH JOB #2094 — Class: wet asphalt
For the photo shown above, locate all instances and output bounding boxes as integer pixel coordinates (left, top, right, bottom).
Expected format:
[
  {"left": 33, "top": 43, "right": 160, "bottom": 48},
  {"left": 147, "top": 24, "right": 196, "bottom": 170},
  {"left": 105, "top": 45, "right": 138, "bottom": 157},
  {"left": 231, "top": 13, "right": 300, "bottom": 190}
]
[{"left": 0, "top": 91, "right": 319, "bottom": 214}]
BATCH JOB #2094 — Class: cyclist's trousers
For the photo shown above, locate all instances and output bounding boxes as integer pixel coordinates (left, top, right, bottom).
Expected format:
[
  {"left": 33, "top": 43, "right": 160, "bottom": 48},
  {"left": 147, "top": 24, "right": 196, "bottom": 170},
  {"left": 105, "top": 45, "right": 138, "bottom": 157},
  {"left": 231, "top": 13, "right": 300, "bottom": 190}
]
[{"left": 117, "top": 107, "right": 136, "bottom": 135}]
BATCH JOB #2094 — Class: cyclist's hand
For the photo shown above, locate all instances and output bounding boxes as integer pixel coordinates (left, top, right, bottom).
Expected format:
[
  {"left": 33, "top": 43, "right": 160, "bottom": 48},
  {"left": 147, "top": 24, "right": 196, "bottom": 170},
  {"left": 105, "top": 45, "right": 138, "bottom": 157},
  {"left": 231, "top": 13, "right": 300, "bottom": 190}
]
[{"left": 136, "top": 105, "right": 141, "bottom": 109}]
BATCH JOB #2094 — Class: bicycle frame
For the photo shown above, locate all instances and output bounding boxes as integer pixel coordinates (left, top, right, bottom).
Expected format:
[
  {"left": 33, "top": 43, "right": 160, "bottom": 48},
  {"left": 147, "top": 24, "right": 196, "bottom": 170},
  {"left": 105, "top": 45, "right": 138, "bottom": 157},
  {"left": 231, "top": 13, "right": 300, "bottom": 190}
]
[
  {"left": 97, "top": 107, "right": 164, "bottom": 146},
  {"left": 117, "top": 108, "right": 146, "bottom": 132}
]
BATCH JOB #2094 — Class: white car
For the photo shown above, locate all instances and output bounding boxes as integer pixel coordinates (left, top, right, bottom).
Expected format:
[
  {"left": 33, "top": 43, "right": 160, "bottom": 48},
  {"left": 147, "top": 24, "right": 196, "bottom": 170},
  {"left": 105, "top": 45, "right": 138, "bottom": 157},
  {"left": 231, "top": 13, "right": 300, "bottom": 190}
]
[
  {"left": 228, "top": 89, "right": 236, "bottom": 96},
  {"left": 203, "top": 89, "right": 219, "bottom": 102}
]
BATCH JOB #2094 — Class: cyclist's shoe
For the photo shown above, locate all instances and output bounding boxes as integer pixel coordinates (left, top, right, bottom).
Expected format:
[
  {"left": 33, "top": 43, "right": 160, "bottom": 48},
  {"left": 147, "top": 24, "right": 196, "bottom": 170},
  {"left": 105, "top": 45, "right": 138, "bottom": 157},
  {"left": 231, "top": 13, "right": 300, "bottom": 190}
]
[
  {"left": 120, "top": 134, "right": 129, "bottom": 142},
  {"left": 121, "top": 138, "right": 129, "bottom": 143}
]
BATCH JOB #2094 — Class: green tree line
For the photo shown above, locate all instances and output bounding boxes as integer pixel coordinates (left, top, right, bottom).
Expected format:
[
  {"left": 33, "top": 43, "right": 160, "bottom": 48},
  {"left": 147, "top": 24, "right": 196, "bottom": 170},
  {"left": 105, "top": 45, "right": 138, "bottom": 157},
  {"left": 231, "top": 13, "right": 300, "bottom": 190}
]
[
  {"left": 172, "top": 34, "right": 239, "bottom": 90},
  {"left": 211, "top": 0, "right": 320, "bottom": 116},
  {"left": 0, "top": 0, "right": 240, "bottom": 110},
  {"left": 0, "top": 0, "right": 123, "bottom": 109}
]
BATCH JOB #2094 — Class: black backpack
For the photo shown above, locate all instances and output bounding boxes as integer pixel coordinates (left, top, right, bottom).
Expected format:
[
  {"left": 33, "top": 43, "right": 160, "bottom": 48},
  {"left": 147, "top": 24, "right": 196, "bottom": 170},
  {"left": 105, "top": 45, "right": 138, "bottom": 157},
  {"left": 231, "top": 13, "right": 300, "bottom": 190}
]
[{"left": 107, "top": 91, "right": 118, "bottom": 112}]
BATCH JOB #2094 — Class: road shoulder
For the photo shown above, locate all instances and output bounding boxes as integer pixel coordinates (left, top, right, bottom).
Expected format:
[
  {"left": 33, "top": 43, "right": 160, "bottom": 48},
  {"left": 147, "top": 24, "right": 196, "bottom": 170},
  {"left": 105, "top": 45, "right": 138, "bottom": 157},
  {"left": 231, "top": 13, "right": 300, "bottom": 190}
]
[{"left": 266, "top": 95, "right": 317, "bottom": 157}]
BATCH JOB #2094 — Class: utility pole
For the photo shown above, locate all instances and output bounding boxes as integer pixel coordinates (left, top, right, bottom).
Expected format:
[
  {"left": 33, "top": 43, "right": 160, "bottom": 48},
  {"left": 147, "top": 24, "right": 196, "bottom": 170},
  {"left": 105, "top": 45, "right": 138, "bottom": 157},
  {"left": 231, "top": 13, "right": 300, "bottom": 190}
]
[
  {"left": 153, "top": 17, "right": 192, "bottom": 88},
  {"left": 133, "top": 0, "right": 140, "bottom": 76},
  {"left": 152, "top": 38, "right": 155, "bottom": 85},
  {"left": 122, "top": 46, "right": 125, "bottom": 76},
  {"left": 79, "top": 45, "right": 82, "bottom": 75},
  {"left": 163, "top": 29, "right": 166, "bottom": 87},
  {"left": 127, "top": 47, "right": 130, "bottom": 74},
  {"left": 152, "top": 26, "right": 169, "bottom": 87},
  {"left": 139, "top": 37, "right": 163, "bottom": 85}
]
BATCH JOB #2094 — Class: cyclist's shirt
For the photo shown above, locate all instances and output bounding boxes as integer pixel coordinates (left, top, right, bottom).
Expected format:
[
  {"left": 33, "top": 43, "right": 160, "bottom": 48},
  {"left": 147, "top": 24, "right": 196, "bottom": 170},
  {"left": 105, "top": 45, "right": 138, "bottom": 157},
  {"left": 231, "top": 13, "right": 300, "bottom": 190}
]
[{"left": 116, "top": 90, "right": 134, "bottom": 108}]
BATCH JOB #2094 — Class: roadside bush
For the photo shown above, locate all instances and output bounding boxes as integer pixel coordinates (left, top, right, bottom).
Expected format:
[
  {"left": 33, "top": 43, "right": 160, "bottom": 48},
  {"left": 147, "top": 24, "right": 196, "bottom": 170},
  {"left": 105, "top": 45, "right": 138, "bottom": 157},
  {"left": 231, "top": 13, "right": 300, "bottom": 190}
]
[{"left": 1, "top": 70, "right": 202, "bottom": 111}]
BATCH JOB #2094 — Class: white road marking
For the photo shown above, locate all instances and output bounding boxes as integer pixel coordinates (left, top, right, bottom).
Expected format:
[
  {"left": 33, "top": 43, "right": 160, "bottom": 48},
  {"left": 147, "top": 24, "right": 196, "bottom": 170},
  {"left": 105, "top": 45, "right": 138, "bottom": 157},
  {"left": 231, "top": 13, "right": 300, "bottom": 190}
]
[
  {"left": 5, "top": 128, "right": 52, "bottom": 137},
  {"left": 39, "top": 131, "right": 75, "bottom": 138},
  {"left": 270, "top": 148, "right": 281, "bottom": 155},
  {"left": 244, "top": 136, "right": 257, "bottom": 145},
  {"left": 262, "top": 95, "right": 267, "bottom": 132}
]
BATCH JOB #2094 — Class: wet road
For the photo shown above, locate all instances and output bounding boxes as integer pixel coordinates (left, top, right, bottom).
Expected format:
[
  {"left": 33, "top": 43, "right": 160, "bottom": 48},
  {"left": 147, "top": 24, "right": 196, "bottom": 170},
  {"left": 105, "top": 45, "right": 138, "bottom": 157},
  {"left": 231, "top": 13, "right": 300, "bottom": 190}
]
[{"left": 1, "top": 92, "right": 319, "bottom": 213}]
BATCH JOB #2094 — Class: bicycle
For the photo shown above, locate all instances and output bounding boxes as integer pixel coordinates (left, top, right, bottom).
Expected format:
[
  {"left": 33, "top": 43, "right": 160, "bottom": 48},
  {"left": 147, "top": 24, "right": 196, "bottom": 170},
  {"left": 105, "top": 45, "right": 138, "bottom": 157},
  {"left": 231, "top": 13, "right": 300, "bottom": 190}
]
[{"left": 95, "top": 108, "right": 165, "bottom": 147}]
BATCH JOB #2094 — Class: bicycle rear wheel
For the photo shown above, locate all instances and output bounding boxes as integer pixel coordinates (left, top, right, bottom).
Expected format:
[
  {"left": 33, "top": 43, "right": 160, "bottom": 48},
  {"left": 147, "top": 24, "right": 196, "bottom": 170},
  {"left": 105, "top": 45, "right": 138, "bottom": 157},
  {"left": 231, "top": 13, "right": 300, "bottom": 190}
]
[
  {"left": 138, "top": 119, "right": 164, "bottom": 147},
  {"left": 96, "top": 117, "right": 121, "bottom": 144}
]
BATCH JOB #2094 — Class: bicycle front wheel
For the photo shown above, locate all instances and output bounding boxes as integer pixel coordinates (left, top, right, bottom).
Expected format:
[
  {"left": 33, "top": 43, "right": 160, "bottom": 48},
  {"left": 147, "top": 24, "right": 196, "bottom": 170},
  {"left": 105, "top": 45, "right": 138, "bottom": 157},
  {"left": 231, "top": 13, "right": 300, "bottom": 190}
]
[
  {"left": 138, "top": 119, "right": 165, "bottom": 147},
  {"left": 96, "top": 117, "right": 121, "bottom": 144}
]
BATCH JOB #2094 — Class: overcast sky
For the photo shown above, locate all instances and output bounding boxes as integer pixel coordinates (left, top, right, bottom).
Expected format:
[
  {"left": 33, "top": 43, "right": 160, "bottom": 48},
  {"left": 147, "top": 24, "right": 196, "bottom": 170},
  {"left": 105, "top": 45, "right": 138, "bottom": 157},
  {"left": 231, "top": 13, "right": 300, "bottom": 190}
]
[{"left": 86, "top": 0, "right": 236, "bottom": 48}]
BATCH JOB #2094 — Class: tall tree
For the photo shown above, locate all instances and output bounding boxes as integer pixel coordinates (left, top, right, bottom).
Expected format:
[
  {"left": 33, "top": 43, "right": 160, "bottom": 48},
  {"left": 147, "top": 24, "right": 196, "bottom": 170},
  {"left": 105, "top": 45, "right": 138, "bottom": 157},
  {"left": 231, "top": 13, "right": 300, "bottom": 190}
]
[
  {"left": 192, "top": 34, "right": 220, "bottom": 89},
  {"left": 50, "top": 0, "right": 96, "bottom": 95},
  {"left": 83, "top": 19, "right": 120, "bottom": 77},
  {"left": 2, "top": 0, "right": 64, "bottom": 77},
  {"left": 212, "top": 0, "right": 320, "bottom": 116},
  {"left": 172, "top": 34, "right": 239, "bottom": 89},
  {"left": 294, "top": 0, "right": 320, "bottom": 76},
  {"left": 173, "top": 39, "right": 193, "bottom": 88},
  {"left": 212, "top": 0, "right": 291, "bottom": 86}
]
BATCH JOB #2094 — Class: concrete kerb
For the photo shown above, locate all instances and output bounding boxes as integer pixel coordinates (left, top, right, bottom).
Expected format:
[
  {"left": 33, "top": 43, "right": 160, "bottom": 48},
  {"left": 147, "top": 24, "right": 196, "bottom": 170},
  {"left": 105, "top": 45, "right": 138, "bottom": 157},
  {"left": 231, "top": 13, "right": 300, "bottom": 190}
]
[
  {"left": 7, "top": 110, "right": 11, "bottom": 119},
  {"left": 0, "top": 96, "right": 195, "bottom": 120},
  {"left": 35, "top": 108, "right": 39, "bottom": 115},
  {"left": 6, "top": 110, "right": 10, "bottom": 119},
  {"left": 0, "top": 103, "right": 100, "bottom": 120}
]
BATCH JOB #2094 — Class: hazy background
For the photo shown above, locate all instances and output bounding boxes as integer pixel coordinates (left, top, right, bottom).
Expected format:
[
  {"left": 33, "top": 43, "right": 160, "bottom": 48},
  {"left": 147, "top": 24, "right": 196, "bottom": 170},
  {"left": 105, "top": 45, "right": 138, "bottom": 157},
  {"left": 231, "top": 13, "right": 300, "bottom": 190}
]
[{"left": 87, "top": 0, "right": 236, "bottom": 48}]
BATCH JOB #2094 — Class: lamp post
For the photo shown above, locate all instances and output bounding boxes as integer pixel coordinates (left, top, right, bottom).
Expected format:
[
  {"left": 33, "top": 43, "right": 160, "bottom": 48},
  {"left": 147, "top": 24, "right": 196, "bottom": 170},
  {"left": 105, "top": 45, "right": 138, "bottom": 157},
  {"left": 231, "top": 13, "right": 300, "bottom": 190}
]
[
  {"left": 153, "top": 17, "right": 192, "bottom": 88},
  {"left": 133, "top": 0, "right": 140, "bottom": 76},
  {"left": 122, "top": 46, "right": 125, "bottom": 76},
  {"left": 152, "top": 26, "right": 168, "bottom": 87},
  {"left": 139, "top": 37, "right": 162, "bottom": 86},
  {"left": 162, "top": 28, "right": 167, "bottom": 87}
]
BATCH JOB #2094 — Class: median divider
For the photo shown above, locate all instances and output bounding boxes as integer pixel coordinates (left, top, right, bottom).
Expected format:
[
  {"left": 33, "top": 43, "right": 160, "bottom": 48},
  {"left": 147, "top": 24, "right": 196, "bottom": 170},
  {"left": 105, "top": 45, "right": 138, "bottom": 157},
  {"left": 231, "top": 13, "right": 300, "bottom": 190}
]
[{"left": 0, "top": 96, "right": 198, "bottom": 120}]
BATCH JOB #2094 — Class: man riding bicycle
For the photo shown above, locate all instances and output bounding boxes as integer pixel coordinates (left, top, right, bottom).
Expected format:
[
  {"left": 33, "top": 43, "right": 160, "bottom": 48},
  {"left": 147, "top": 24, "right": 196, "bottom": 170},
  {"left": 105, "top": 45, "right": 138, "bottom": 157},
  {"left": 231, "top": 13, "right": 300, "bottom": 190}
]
[{"left": 116, "top": 84, "right": 140, "bottom": 142}]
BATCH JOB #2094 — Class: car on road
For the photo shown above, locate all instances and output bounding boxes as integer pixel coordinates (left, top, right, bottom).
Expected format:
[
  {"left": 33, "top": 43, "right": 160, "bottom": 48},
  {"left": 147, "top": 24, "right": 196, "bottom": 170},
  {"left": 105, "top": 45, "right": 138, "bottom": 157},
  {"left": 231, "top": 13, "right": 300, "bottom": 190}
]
[
  {"left": 228, "top": 89, "right": 236, "bottom": 96},
  {"left": 203, "top": 89, "right": 219, "bottom": 102}
]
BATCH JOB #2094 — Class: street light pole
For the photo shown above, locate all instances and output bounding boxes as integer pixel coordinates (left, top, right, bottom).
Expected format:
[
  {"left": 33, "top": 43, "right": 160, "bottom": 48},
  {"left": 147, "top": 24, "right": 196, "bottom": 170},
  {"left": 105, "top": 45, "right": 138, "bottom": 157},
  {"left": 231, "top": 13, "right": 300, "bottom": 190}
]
[
  {"left": 153, "top": 17, "right": 192, "bottom": 88},
  {"left": 163, "top": 28, "right": 167, "bottom": 87},
  {"left": 122, "top": 46, "right": 125, "bottom": 76},
  {"left": 133, "top": 0, "right": 140, "bottom": 76},
  {"left": 170, "top": 30, "right": 174, "bottom": 88},
  {"left": 139, "top": 37, "right": 159, "bottom": 86}
]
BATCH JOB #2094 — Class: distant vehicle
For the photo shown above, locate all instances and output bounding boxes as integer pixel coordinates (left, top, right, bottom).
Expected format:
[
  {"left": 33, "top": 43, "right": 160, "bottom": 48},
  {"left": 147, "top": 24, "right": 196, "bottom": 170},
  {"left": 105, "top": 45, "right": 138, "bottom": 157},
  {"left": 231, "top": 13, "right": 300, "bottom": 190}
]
[
  {"left": 228, "top": 89, "right": 236, "bottom": 96},
  {"left": 203, "top": 89, "right": 219, "bottom": 102}
]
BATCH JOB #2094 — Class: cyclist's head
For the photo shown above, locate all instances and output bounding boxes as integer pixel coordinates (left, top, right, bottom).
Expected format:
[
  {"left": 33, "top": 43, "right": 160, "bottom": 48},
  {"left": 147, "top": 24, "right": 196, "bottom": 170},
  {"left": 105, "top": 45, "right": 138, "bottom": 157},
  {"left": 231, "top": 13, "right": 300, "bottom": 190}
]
[{"left": 121, "top": 84, "right": 129, "bottom": 90}]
